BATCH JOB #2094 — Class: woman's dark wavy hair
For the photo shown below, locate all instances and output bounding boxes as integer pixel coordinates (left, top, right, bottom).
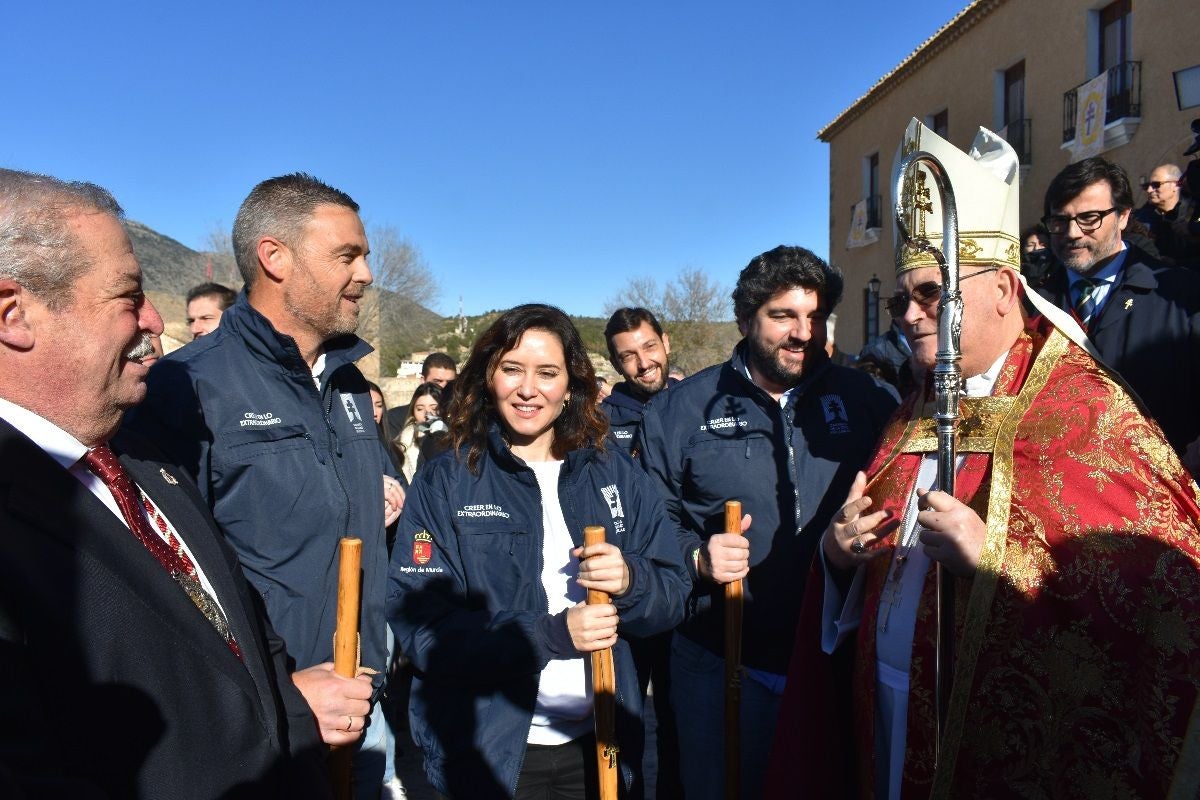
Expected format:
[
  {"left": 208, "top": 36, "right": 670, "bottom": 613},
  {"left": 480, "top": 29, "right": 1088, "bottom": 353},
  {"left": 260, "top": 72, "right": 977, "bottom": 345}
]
[{"left": 447, "top": 303, "right": 608, "bottom": 473}]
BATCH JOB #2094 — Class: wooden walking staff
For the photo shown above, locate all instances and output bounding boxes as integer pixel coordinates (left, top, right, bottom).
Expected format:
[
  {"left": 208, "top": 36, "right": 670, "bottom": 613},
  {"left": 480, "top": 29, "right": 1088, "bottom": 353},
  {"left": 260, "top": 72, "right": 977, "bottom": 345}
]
[
  {"left": 583, "top": 525, "right": 619, "bottom": 800},
  {"left": 894, "top": 147, "right": 962, "bottom": 763},
  {"left": 723, "top": 500, "right": 743, "bottom": 800},
  {"left": 330, "top": 537, "right": 363, "bottom": 800}
]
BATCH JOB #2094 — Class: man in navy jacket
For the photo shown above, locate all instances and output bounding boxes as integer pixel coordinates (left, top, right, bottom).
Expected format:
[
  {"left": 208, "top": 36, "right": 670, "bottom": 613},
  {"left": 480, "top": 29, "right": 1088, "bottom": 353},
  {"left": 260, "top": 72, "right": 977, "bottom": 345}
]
[
  {"left": 638, "top": 245, "right": 898, "bottom": 800},
  {"left": 1036, "top": 157, "right": 1200, "bottom": 462},
  {"left": 600, "top": 307, "right": 677, "bottom": 453},
  {"left": 599, "top": 306, "right": 683, "bottom": 794},
  {"left": 126, "top": 174, "right": 402, "bottom": 796}
]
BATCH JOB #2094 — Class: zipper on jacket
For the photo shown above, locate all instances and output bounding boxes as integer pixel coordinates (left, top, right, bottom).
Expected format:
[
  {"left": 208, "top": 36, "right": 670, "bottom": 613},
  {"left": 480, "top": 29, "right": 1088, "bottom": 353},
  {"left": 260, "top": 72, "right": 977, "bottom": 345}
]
[
  {"left": 323, "top": 382, "right": 353, "bottom": 539},
  {"left": 781, "top": 394, "right": 803, "bottom": 534}
]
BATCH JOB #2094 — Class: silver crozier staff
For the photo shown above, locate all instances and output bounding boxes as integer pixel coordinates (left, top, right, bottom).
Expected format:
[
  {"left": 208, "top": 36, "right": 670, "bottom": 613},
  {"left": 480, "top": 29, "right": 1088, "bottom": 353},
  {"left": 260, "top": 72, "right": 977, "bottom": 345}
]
[{"left": 892, "top": 149, "right": 961, "bottom": 764}]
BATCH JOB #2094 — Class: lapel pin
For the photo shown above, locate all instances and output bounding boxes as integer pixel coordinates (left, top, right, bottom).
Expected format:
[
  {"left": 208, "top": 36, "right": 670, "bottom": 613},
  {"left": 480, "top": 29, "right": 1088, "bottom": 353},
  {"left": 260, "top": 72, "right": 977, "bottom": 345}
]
[
  {"left": 1124, "top": 299, "right": 1133, "bottom": 310},
  {"left": 159, "top": 468, "right": 179, "bottom": 485}
]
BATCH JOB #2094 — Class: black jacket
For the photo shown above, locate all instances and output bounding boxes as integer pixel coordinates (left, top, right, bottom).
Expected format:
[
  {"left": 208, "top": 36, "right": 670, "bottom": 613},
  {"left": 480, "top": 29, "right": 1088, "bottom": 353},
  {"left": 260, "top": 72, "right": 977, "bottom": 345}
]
[
  {"left": 1134, "top": 195, "right": 1200, "bottom": 268},
  {"left": 0, "top": 422, "right": 329, "bottom": 798},
  {"left": 1035, "top": 245, "right": 1200, "bottom": 453},
  {"left": 637, "top": 345, "right": 898, "bottom": 672}
]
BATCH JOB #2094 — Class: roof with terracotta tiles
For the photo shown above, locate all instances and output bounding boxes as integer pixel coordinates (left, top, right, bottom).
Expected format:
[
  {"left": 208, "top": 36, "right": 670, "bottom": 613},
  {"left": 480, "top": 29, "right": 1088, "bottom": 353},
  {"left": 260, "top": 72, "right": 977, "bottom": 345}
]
[{"left": 817, "top": 0, "right": 1006, "bottom": 141}]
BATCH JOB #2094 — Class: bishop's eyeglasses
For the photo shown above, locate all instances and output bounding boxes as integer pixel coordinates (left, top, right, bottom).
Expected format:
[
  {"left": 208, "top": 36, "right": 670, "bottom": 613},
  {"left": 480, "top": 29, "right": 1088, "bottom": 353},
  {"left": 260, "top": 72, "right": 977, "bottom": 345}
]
[{"left": 884, "top": 266, "right": 1000, "bottom": 318}]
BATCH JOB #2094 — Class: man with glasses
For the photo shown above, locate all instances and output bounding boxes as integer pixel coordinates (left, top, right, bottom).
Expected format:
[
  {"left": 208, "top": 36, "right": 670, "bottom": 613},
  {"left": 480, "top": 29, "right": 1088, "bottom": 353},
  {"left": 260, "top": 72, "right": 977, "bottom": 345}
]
[
  {"left": 766, "top": 120, "right": 1200, "bottom": 800},
  {"left": 1132, "top": 163, "right": 1200, "bottom": 267},
  {"left": 1034, "top": 156, "right": 1200, "bottom": 461}
]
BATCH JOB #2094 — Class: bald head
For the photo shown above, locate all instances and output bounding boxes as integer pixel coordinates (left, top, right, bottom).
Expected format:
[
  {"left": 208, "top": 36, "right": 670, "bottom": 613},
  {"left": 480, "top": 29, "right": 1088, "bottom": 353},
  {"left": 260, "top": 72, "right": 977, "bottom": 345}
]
[{"left": 1144, "top": 164, "right": 1183, "bottom": 213}]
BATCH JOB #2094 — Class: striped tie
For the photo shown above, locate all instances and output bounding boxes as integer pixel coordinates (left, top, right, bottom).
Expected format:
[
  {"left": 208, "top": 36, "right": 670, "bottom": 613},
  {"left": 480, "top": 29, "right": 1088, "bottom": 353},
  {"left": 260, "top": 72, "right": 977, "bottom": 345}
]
[
  {"left": 1073, "top": 277, "right": 1099, "bottom": 331},
  {"left": 83, "top": 444, "right": 242, "bottom": 659}
]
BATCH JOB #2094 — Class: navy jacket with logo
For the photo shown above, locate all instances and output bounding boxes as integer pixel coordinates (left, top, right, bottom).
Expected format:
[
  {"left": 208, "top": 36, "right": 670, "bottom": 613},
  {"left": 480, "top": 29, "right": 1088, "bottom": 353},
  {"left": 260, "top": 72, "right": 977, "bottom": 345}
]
[
  {"left": 599, "top": 377, "right": 678, "bottom": 453},
  {"left": 123, "top": 295, "right": 393, "bottom": 686},
  {"left": 637, "top": 343, "right": 898, "bottom": 673},
  {"left": 387, "top": 426, "right": 690, "bottom": 799}
]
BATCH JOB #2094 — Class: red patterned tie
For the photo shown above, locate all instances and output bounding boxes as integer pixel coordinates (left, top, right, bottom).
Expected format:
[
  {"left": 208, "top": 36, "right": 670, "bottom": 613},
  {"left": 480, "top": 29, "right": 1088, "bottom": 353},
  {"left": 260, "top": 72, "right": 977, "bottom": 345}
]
[{"left": 83, "top": 444, "right": 242, "bottom": 659}]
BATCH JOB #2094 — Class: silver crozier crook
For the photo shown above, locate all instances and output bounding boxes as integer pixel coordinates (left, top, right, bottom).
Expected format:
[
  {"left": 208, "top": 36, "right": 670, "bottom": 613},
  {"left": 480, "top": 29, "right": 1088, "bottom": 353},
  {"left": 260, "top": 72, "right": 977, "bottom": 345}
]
[{"left": 893, "top": 150, "right": 960, "bottom": 765}]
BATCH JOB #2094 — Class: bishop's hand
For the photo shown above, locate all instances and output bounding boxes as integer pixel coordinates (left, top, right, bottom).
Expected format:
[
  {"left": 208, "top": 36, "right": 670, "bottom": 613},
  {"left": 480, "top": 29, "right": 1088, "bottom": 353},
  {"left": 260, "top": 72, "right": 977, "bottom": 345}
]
[
  {"left": 823, "top": 471, "right": 891, "bottom": 571},
  {"left": 915, "top": 489, "right": 985, "bottom": 577}
]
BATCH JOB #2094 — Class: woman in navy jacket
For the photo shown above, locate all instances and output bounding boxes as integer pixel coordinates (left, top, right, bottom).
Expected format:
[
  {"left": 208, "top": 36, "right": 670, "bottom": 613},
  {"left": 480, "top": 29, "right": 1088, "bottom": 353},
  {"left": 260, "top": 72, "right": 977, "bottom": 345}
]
[{"left": 388, "top": 304, "right": 690, "bottom": 799}]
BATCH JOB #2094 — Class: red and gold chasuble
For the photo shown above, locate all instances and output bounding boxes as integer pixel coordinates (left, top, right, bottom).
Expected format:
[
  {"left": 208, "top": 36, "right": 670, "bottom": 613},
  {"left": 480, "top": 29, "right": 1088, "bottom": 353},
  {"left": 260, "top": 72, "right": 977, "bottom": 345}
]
[{"left": 766, "top": 318, "right": 1200, "bottom": 800}]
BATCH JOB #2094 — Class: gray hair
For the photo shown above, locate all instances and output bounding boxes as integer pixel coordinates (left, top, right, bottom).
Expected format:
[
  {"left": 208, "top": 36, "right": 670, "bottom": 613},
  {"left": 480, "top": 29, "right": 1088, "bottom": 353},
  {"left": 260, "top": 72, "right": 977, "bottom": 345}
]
[
  {"left": 0, "top": 168, "right": 123, "bottom": 312},
  {"left": 232, "top": 172, "right": 359, "bottom": 289}
]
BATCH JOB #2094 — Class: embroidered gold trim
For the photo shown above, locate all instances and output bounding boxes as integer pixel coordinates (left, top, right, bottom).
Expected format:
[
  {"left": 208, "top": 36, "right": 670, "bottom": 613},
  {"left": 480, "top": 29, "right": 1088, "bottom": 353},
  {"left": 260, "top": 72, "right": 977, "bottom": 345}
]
[
  {"left": 902, "top": 396, "right": 1019, "bottom": 454},
  {"left": 930, "top": 328, "right": 1069, "bottom": 797}
]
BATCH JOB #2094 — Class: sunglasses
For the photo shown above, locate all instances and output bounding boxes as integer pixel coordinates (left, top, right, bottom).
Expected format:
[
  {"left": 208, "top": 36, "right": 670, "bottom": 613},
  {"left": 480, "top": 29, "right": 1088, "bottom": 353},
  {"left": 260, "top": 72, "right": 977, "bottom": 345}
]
[
  {"left": 1141, "top": 180, "right": 1178, "bottom": 191},
  {"left": 885, "top": 266, "right": 1000, "bottom": 318}
]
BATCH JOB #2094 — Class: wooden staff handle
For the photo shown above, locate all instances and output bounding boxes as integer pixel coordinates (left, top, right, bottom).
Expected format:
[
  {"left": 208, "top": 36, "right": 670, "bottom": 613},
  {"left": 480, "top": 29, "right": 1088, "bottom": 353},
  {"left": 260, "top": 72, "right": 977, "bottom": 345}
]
[
  {"left": 584, "top": 525, "right": 619, "bottom": 800},
  {"left": 333, "top": 537, "right": 363, "bottom": 678},
  {"left": 723, "top": 500, "right": 743, "bottom": 800},
  {"left": 330, "top": 537, "right": 362, "bottom": 800}
]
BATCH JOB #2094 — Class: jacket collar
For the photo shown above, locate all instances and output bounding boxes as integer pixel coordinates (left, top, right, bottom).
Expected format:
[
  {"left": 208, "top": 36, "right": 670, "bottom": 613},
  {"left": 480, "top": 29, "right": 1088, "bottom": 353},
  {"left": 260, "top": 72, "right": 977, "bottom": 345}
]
[
  {"left": 727, "top": 339, "right": 828, "bottom": 408},
  {"left": 1043, "top": 243, "right": 1161, "bottom": 298},
  {"left": 606, "top": 382, "right": 650, "bottom": 411},
  {"left": 483, "top": 421, "right": 597, "bottom": 475},
  {"left": 222, "top": 293, "right": 374, "bottom": 382}
]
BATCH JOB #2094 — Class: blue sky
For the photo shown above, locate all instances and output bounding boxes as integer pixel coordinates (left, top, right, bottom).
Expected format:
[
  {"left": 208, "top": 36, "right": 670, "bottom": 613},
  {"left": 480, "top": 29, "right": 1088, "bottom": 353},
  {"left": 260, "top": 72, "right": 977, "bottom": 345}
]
[{"left": 2, "top": 1, "right": 968, "bottom": 317}]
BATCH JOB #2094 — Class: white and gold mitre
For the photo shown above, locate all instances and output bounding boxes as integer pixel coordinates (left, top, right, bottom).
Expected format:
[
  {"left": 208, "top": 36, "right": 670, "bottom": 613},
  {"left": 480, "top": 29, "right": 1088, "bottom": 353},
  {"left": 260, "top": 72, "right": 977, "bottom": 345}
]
[{"left": 893, "top": 117, "right": 1021, "bottom": 275}]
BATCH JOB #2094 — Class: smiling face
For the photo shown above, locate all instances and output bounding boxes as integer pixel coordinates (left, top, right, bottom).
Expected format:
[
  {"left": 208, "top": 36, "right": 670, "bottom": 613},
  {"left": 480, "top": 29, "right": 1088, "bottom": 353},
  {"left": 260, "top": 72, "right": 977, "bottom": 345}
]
[
  {"left": 29, "top": 211, "right": 165, "bottom": 444},
  {"left": 740, "top": 285, "right": 827, "bottom": 396},
  {"left": 282, "top": 203, "right": 372, "bottom": 342},
  {"left": 488, "top": 328, "right": 569, "bottom": 461},
  {"left": 1048, "top": 180, "right": 1129, "bottom": 276},
  {"left": 610, "top": 321, "right": 671, "bottom": 400}
]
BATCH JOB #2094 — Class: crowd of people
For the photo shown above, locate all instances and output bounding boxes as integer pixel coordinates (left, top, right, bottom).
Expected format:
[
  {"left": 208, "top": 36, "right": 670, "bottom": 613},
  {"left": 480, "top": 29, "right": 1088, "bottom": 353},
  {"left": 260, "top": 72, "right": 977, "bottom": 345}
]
[{"left": 0, "top": 114, "right": 1198, "bottom": 800}]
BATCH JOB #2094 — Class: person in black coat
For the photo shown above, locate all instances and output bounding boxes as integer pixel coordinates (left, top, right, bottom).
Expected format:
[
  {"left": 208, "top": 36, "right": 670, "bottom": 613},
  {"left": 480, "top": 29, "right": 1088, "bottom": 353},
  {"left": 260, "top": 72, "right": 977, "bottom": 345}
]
[
  {"left": 0, "top": 168, "right": 333, "bottom": 798},
  {"left": 1037, "top": 157, "right": 1200, "bottom": 458}
]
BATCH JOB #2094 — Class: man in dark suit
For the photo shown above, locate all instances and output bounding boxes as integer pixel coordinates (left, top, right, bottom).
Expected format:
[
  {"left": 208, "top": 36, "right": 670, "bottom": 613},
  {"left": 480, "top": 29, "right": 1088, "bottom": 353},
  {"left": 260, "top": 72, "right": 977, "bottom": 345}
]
[
  {"left": 1036, "top": 157, "right": 1200, "bottom": 461},
  {"left": 0, "top": 168, "right": 357, "bottom": 797}
]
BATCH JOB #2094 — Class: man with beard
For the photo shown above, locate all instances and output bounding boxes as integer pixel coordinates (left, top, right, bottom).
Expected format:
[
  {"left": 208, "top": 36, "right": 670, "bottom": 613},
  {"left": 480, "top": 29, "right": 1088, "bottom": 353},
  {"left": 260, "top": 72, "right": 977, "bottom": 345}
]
[
  {"left": 599, "top": 306, "right": 683, "bottom": 795},
  {"left": 126, "top": 173, "right": 404, "bottom": 798},
  {"left": 1033, "top": 157, "right": 1200, "bottom": 462},
  {"left": 638, "top": 246, "right": 898, "bottom": 799},
  {"left": 0, "top": 168, "right": 330, "bottom": 797},
  {"left": 601, "top": 306, "right": 676, "bottom": 453}
]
